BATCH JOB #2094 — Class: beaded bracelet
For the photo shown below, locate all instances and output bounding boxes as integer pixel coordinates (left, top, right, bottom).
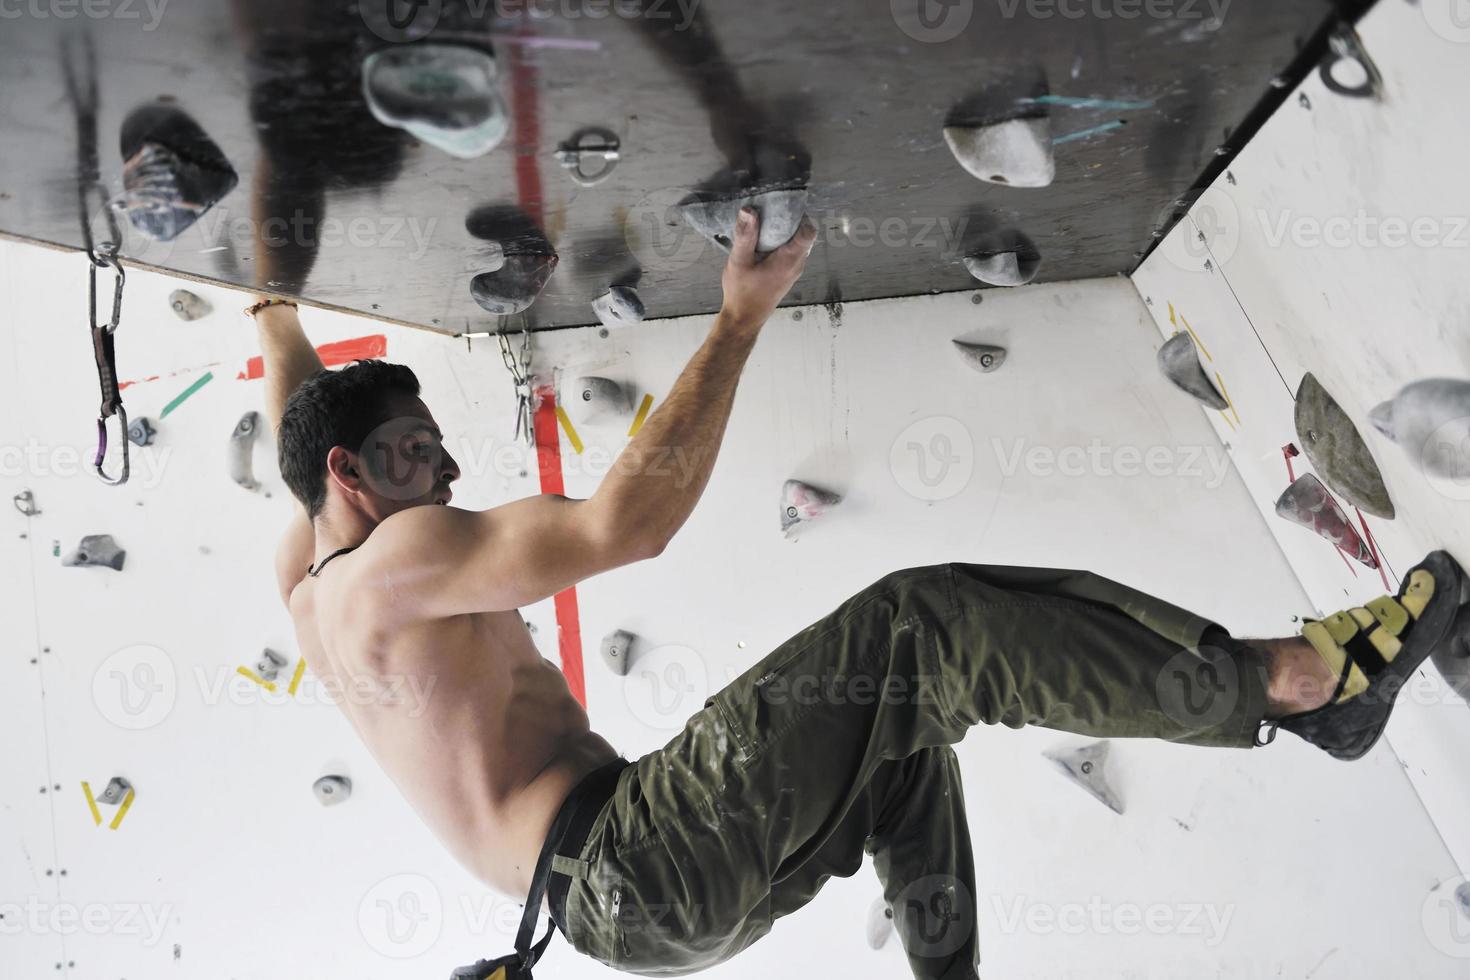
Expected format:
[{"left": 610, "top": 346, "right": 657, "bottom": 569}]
[{"left": 243, "top": 297, "right": 299, "bottom": 318}]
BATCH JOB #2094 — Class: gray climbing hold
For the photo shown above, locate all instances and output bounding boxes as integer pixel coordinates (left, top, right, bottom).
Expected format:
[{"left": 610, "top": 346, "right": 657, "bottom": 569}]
[
  {"left": 568, "top": 377, "right": 634, "bottom": 425},
  {"left": 1157, "top": 332, "right": 1229, "bottom": 411},
  {"left": 963, "top": 231, "right": 1041, "bottom": 287},
  {"left": 470, "top": 254, "right": 559, "bottom": 316},
  {"left": 61, "top": 534, "right": 126, "bottom": 570},
  {"left": 555, "top": 128, "right": 621, "bottom": 187},
  {"left": 953, "top": 341, "right": 1007, "bottom": 374},
  {"left": 1274, "top": 474, "right": 1378, "bottom": 568},
  {"left": 362, "top": 44, "right": 509, "bottom": 159},
  {"left": 592, "top": 286, "right": 645, "bottom": 329},
  {"left": 97, "top": 776, "right": 132, "bottom": 805},
  {"left": 256, "top": 648, "right": 288, "bottom": 683},
  {"left": 128, "top": 416, "right": 156, "bottom": 447},
  {"left": 943, "top": 117, "right": 1055, "bottom": 188},
  {"left": 1043, "top": 740, "right": 1124, "bottom": 814},
  {"left": 169, "top": 289, "right": 212, "bottom": 321},
  {"left": 313, "top": 775, "right": 353, "bottom": 807},
  {"left": 679, "top": 188, "right": 809, "bottom": 254},
  {"left": 781, "top": 479, "right": 841, "bottom": 537},
  {"left": 230, "top": 411, "right": 262, "bottom": 492},
  {"left": 1369, "top": 379, "right": 1470, "bottom": 481},
  {"left": 1294, "top": 373, "right": 1394, "bottom": 520},
  {"left": 865, "top": 896, "right": 895, "bottom": 950},
  {"left": 600, "top": 630, "right": 637, "bottom": 676}
]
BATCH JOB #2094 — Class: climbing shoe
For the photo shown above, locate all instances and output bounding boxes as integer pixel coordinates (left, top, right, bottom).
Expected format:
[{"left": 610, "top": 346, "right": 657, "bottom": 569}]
[{"left": 1259, "top": 550, "right": 1468, "bottom": 761}]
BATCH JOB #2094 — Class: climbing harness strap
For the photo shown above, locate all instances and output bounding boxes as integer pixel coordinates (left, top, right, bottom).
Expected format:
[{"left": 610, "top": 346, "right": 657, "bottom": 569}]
[{"left": 449, "top": 758, "right": 631, "bottom": 980}]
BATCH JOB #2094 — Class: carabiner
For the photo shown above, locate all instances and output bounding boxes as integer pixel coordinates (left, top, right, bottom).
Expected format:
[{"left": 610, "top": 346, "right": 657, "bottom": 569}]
[
  {"left": 95, "top": 405, "right": 132, "bottom": 486},
  {"left": 89, "top": 244, "right": 125, "bottom": 333}
]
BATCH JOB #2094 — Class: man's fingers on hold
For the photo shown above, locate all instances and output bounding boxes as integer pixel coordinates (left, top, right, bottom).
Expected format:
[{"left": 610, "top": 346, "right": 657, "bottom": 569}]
[{"left": 730, "top": 207, "right": 759, "bottom": 265}]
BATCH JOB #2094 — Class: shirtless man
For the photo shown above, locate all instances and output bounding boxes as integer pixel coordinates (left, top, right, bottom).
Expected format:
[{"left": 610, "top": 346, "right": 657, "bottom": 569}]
[{"left": 253, "top": 209, "right": 1470, "bottom": 980}]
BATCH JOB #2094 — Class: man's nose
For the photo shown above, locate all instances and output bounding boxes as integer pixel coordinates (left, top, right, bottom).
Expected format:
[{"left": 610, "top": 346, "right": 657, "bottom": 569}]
[{"left": 440, "top": 451, "right": 461, "bottom": 483}]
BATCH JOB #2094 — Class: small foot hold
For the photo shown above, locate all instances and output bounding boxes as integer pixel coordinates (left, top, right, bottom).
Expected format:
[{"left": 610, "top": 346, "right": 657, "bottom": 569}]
[
  {"left": 127, "top": 416, "right": 156, "bottom": 447},
  {"left": 592, "top": 286, "right": 644, "bottom": 329},
  {"left": 61, "top": 534, "right": 126, "bottom": 570},
  {"left": 313, "top": 775, "right": 353, "bottom": 807},
  {"left": 1295, "top": 373, "right": 1394, "bottom": 520},
  {"left": 1369, "top": 378, "right": 1470, "bottom": 481},
  {"left": 781, "top": 479, "right": 841, "bottom": 538},
  {"left": 169, "top": 289, "right": 212, "bottom": 321},
  {"left": 679, "top": 187, "right": 808, "bottom": 254},
  {"left": 362, "top": 44, "right": 508, "bottom": 159},
  {"left": 1043, "top": 740, "right": 1124, "bottom": 814},
  {"left": 1157, "top": 332, "right": 1228, "bottom": 411},
  {"left": 600, "top": 629, "right": 637, "bottom": 676},
  {"left": 953, "top": 340, "right": 1007, "bottom": 374},
  {"left": 943, "top": 117, "right": 1055, "bottom": 188},
  {"left": 1273, "top": 474, "right": 1377, "bottom": 568},
  {"left": 97, "top": 776, "right": 132, "bottom": 805}
]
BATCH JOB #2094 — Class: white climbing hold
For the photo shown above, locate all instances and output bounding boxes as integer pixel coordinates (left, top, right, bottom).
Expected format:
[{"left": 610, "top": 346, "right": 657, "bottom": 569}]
[
  {"left": 362, "top": 44, "right": 509, "bottom": 159},
  {"left": 1043, "top": 740, "right": 1124, "bottom": 814},
  {"left": 953, "top": 341, "right": 1007, "bottom": 374},
  {"left": 943, "top": 117, "right": 1055, "bottom": 188},
  {"left": 1157, "top": 332, "right": 1229, "bottom": 411},
  {"left": 313, "top": 775, "right": 353, "bottom": 807},
  {"left": 865, "top": 897, "right": 895, "bottom": 950},
  {"left": 781, "top": 479, "right": 841, "bottom": 538},
  {"left": 601, "top": 630, "right": 637, "bottom": 676},
  {"left": 592, "top": 286, "right": 645, "bottom": 329},
  {"left": 1369, "top": 378, "right": 1470, "bottom": 481},
  {"left": 470, "top": 253, "right": 559, "bottom": 316},
  {"left": 568, "top": 377, "right": 634, "bottom": 425},
  {"left": 679, "top": 188, "right": 809, "bottom": 254}
]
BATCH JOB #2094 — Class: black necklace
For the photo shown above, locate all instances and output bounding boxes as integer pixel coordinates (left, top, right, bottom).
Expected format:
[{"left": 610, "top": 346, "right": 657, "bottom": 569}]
[{"left": 307, "top": 546, "right": 359, "bottom": 578}]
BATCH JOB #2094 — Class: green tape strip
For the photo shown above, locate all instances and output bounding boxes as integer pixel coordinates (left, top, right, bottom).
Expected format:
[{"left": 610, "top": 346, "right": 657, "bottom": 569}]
[{"left": 160, "top": 372, "right": 213, "bottom": 418}]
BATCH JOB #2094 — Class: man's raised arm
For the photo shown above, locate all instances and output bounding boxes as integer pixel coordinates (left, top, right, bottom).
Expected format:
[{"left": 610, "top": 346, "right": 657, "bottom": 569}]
[
  {"left": 358, "top": 209, "right": 818, "bottom": 620},
  {"left": 254, "top": 300, "right": 324, "bottom": 606}
]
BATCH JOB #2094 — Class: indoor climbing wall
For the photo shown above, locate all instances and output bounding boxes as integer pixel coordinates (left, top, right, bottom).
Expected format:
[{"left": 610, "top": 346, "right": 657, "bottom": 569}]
[
  {"left": 1132, "top": 0, "right": 1470, "bottom": 876},
  {"left": 2, "top": 239, "right": 1464, "bottom": 978}
]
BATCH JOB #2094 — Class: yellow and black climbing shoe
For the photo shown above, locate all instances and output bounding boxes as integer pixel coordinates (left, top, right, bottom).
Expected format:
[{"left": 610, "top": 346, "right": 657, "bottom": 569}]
[{"left": 1258, "top": 551, "right": 1469, "bottom": 761}]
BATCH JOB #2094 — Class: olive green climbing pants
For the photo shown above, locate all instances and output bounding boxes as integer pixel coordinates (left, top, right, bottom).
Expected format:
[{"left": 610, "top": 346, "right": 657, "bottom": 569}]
[{"left": 560, "top": 563, "right": 1271, "bottom": 979}]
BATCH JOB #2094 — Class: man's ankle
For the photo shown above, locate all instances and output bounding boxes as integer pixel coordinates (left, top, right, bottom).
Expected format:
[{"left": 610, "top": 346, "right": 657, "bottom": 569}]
[{"left": 1260, "top": 637, "right": 1335, "bottom": 718}]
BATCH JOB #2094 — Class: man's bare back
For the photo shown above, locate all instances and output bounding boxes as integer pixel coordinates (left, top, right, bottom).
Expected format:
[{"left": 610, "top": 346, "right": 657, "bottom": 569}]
[
  {"left": 252, "top": 209, "right": 818, "bottom": 904},
  {"left": 289, "top": 564, "right": 618, "bottom": 896}
]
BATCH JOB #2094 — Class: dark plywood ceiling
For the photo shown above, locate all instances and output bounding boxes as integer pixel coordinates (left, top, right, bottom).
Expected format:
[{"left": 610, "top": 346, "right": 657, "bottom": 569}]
[{"left": 0, "top": 0, "right": 1345, "bottom": 333}]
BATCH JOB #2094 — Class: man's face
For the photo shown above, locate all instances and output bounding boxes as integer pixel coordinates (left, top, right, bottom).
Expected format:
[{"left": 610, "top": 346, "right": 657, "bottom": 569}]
[{"left": 350, "top": 393, "right": 461, "bottom": 520}]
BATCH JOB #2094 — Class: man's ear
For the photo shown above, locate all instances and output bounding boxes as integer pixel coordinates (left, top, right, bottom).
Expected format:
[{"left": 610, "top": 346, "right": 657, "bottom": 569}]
[{"left": 325, "top": 446, "right": 362, "bottom": 498}]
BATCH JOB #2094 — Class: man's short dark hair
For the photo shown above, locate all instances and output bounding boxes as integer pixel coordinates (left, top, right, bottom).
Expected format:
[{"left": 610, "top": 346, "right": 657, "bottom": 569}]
[{"left": 278, "top": 360, "right": 421, "bottom": 519}]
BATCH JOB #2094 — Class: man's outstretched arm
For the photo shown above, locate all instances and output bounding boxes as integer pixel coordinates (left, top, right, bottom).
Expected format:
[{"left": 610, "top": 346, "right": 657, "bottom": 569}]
[
  {"left": 357, "top": 210, "right": 818, "bottom": 621},
  {"left": 254, "top": 300, "right": 324, "bottom": 606}
]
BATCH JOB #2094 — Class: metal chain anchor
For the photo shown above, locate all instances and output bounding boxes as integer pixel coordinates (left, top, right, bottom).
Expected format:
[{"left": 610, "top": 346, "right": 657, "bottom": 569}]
[{"left": 496, "top": 320, "right": 535, "bottom": 448}]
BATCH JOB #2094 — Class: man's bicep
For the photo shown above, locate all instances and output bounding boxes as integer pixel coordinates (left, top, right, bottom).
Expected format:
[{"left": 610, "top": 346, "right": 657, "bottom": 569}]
[{"left": 374, "top": 495, "right": 638, "bottom": 617}]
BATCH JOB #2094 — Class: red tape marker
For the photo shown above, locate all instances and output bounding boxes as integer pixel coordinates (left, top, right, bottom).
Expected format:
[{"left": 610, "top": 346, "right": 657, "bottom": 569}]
[{"left": 533, "top": 384, "right": 586, "bottom": 708}]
